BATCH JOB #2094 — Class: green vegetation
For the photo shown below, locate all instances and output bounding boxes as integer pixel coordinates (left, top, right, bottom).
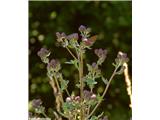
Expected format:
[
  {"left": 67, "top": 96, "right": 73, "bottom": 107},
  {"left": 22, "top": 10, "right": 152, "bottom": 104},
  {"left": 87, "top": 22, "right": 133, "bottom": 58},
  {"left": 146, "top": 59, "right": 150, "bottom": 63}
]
[{"left": 29, "top": 1, "right": 132, "bottom": 120}]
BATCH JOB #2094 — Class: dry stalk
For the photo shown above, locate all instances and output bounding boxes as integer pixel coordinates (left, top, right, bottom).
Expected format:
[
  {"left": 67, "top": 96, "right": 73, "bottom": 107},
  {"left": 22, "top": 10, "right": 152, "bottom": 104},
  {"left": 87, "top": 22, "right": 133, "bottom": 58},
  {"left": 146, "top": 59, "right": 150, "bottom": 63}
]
[
  {"left": 49, "top": 78, "right": 62, "bottom": 120},
  {"left": 123, "top": 62, "right": 132, "bottom": 108}
]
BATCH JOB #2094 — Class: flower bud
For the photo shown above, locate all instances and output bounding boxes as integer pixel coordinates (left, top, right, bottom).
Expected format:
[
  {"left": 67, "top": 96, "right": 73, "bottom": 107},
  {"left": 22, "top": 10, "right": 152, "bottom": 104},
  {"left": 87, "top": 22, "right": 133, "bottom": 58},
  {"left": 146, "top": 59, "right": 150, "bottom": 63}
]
[
  {"left": 91, "top": 94, "right": 96, "bottom": 99},
  {"left": 92, "top": 62, "right": 97, "bottom": 68},
  {"left": 66, "top": 97, "right": 72, "bottom": 102},
  {"left": 75, "top": 96, "right": 81, "bottom": 101}
]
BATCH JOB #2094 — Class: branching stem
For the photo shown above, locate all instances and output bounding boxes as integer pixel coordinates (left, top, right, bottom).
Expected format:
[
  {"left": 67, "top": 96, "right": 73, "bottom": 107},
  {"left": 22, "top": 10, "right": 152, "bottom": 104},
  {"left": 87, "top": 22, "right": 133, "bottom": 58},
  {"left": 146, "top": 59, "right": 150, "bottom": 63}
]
[
  {"left": 88, "top": 64, "right": 120, "bottom": 118},
  {"left": 66, "top": 47, "right": 77, "bottom": 60},
  {"left": 53, "top": 75, "right": 64, "bottom": 104}
]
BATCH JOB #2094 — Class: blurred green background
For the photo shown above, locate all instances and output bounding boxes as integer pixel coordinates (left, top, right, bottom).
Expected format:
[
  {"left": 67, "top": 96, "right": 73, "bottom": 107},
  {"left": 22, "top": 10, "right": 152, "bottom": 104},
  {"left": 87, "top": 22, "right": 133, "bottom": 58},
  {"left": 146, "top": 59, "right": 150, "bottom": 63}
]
[{"left": 29, "top": 1, "right": 132, "bottom": 120}]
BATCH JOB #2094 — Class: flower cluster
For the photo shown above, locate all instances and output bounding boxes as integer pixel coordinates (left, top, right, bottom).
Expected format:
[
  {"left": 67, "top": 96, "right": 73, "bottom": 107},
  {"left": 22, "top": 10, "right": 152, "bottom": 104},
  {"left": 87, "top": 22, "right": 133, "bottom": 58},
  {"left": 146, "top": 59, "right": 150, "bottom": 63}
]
[
  {"left": 55, "top": 25, "right": 96, "bottom": 50},
  {"left": 94, "top": 48, "right": 107, "bottom": 58},
  {"left": 47, "top": 59, "right": 61, "bottom": 72},
  {"left": 37, "top": 47, "right": 61, "bottom": 78},
  {"left": 115, "top": 51, "right": 129, "bottom": 67},
  {"left": 62, "top": 95, "right": 82, "bottom": 118},
  {"left": 79, "top": 25, "right": 91, "bottom": 37},
  {"left": 56, "top": 32, "right": 67, "bottom": 42},
  {"left": 37, "top": 48, "right": 50, "bottom": 63},
  {"left": 65, "top": 91, "right": 97, "bottom": 105},
  {"left": 62, "top": 90, "right": 97, "bottom": 119},
  {"left": 56, "top": 32, "right": 68, "bottom": 47},
  {"left": 67, "top": 33, "right": 79, "bottom": 48},
  {"left": 94, "top": 48, "right": 107, "bottom": 65},
  {"left": 67, "top": 33, "right": 79, "bottom": 41}
]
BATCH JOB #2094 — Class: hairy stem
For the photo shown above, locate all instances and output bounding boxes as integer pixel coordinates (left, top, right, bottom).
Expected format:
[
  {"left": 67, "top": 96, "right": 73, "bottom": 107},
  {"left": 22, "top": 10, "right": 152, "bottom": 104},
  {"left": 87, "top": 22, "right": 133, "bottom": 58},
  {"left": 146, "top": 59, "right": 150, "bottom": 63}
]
[
  {"left": 87, "top": 88, "right": 93, "bottom": 116},
  {"left": 66, "top": 47, "right": 77, "bottom": 60},
  {"left": 79, "top": 50, "right": 84, "bottom": 120},
  {"left": 53, "top": 75, "right": 64, "bottom": 104},
  {"left": 65, "top": 89, "right": 71, "bottom": 97},
  {"left": 88, "top": 65, "right": 120, "bottom": 118},
  {"left": 49, "top": 78, "right": 61, "bottom": 112}
]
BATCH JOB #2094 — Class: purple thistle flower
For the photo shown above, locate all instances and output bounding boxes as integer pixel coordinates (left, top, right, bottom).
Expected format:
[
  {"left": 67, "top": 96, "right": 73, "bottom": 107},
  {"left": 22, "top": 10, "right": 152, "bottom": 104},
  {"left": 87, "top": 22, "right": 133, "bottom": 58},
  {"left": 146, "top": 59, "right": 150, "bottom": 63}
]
[
  {"left": 56, "top": 32, "right": 67, "bottom": 42},
  {"left": 94, "top": 48, "right": 107, "bottom": 65},
  {"left": 47, "top": 59, "right": 60, "bottom": 71},
  {"left": 79, "top": 25, "right": 91, "bottom": 34},
  {"left": 117, "top": 52, "right": 128, "bottom": 60},
  {"left": 94, "top": 48, "right": 107, "bottom": 58},
  {"left": 78, "top": 25, "right": 86, "bottom": 32},
  {"left": 67, "top": 33, "right": 79, "bottom": 41},
  {"left": 115, "top": 51, "right": 129, "bottom": 65},
  {"left": 37, "top": 48, "right": 50, "bottom": 63},
  {"left": 37, "top": 48, "right": 50, "bottom": 58}
]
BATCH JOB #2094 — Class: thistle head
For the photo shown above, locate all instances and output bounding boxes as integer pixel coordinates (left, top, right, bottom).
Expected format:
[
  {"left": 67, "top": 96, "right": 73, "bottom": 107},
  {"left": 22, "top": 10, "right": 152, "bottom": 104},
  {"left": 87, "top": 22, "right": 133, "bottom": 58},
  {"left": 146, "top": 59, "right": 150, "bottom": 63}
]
[
  {"left": 115, "top": 51, "right": 129, "bottom": 66},
  {"left": 37, "top": 48, "right": 50, "bottom": 63},
  {"left": 94, "top": 48, "right": 107, "bottom": 65},
  {"left": 67, "top": 33, "right": 79, "bottom": 41},
  {"left": 56, "top": 32, "right": 68, "bottom": 47},
  {"left": 78, "top": 25, "right": 91, "bottom": 37},
  {"left": 47, "top": 59, "right": 61, "bottom": 73}
]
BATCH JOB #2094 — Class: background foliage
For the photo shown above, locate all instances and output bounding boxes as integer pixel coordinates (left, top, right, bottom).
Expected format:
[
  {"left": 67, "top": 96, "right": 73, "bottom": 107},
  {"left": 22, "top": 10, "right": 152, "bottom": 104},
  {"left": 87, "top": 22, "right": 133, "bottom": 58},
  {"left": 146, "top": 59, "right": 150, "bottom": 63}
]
[{"left": 29, "top": 1, "right": 132, "bottom": 120}]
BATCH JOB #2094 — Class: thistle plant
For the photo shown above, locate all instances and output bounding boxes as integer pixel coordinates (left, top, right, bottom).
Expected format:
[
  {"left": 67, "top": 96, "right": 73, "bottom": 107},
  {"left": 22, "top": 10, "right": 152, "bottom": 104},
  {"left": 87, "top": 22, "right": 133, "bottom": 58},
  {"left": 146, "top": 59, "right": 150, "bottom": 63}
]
[{"left": 29, "top": 25, "right": 129, "bottom": 120}]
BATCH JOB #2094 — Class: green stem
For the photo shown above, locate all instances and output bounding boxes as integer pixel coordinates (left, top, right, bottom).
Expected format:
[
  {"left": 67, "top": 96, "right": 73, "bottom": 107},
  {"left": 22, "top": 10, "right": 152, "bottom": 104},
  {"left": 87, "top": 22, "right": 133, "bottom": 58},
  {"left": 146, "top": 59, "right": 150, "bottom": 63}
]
[
  {"left": 79, "top": 50, "right": 84, "bottom": 120},
  {"left": 65, "top": 89, "right": 71, "bottom": 97},
  {"left": 87, "top": 88, "right": 93, "bottom": 116},
  {"left": 66, "top": 47, "right": 78, "bottom": 60},
  {"left": 87, "top": 65, "right": 120, "bottom": 119}
]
